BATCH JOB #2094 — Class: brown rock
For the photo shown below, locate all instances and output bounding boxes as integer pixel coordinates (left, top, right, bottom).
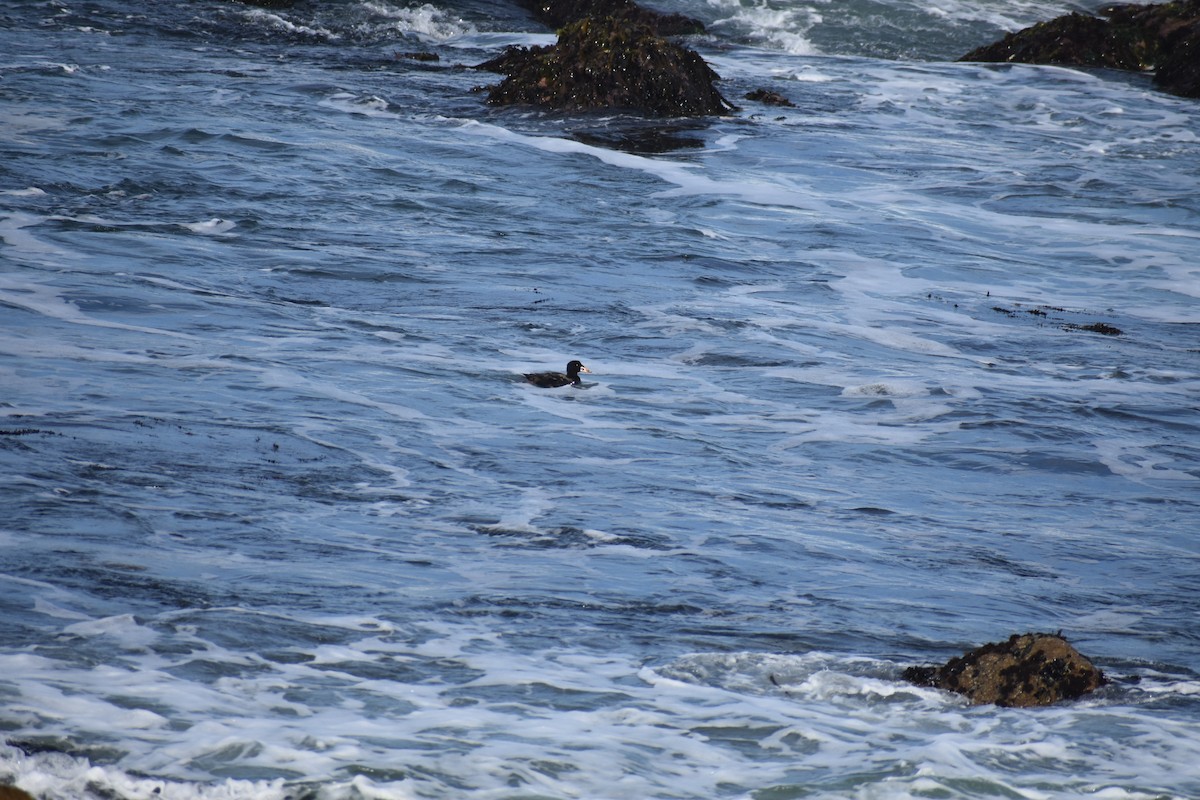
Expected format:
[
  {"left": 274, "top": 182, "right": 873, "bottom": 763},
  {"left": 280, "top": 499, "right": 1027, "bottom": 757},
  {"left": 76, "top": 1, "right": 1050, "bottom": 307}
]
[
  {"left": 514, "top": 0, "right": 706, "bottom": 36},
  {"left": 960, "top": 0, "right": 1200, "bottom": 98},
  {"left": 1150, "top": 14, "right": 1200, "bottom": 96},
  {"left": 478, "top": 15, "right": 734, "bottom": 117},
  {"left": 960, "top": 12, "right": 1149, "bottom": 70},
  {"left": 904, "top": 633, "right": 1107, "bottom": 707},
  {"left": 0, "top": 786, "right": 36, "bottom": 800}
]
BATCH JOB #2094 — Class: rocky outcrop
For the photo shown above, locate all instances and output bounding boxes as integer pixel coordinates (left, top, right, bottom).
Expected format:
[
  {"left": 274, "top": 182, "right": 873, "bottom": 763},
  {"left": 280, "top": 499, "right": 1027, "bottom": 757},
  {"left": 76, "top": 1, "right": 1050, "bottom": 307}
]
[
  {"left": 478, "top": 16, "right": 735, "bottom": 116},
  {"left": 514, "top": 0, "right": 705, "bottom": 36},
  {"left": 960, "top": 0, "right": 1200, "bottom": 98},
  {"left": 961, "top": 12, "right": 1147, "bottom": 71},
  {"left": 903, "top": 633, "right": 1107, "bottom": 707}
]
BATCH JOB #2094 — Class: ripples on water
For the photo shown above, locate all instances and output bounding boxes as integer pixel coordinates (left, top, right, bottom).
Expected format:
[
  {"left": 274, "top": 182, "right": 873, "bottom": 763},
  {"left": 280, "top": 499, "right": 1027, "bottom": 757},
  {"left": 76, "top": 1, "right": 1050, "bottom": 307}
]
[{"left": 2, "top": 0, "right": 1199, "bottom": 797}]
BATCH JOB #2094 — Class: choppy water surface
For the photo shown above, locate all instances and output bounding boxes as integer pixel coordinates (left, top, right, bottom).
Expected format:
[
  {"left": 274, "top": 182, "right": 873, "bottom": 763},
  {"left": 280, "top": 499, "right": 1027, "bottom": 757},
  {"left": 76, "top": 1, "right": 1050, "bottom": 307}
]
[{"left": 2, "top": 0, "right": 1199, "bottom": 798}]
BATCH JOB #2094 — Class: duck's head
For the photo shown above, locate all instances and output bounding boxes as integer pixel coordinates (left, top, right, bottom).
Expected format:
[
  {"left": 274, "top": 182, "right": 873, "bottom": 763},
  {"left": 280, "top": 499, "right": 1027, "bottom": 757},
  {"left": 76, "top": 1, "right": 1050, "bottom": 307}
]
[{"left": 567, "top": 360, "right": 591, "bottom": 375}]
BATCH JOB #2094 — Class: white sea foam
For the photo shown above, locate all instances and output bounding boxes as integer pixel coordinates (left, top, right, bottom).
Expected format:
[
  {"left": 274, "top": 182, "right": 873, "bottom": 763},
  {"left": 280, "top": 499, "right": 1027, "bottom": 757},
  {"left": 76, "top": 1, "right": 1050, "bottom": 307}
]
[
  {"left": 181, "top": 218, "right": 236, "bottom": 235},
  {"left": 0, "top": 745, "right": 295, "bottom": 800},
  {"left": 0, "top": 110, "right": 70, "bottom": 139},
  {"left": 2, "top": 597, "right": 1198, "bottom": 799},
  {"left": 62, "top": 614, "right": 160, "bottom": 648},
  {"left": 1093, "top": 439, "right": 1199, "bottom": 483},
  {"left": 31, "top": 599, "right": 93, "bottom": 621},
  {"left": 329, "top": 90, "right": 389, "bottom": 112},
  {"left": 38, "top": 62, "right": 81, "bottom": 74},
  {"left": 0, "top": 187, "right": 46, "bottom": 197},
  {"left": 361, "top": 1, "right": 477, "bottom": 41},
  {"left": 0, "top": 273, "right": 196, "bottom": 340},
  {"left": 706, "top": 0, "right": 822, "bottom": 55},
  {"left": 239, "top": 8, "right": 340, "bottom": 40},
  {"left": 4, "top": 2, "right": 1200, "bottom": 798},
  {"left": 0, "top": 212, "right": 73, "bottom": 262},
  {"left": 934, "top": 0, "right": 1076, "bottom": 30},
  {"left": 458, "top": 120, "right": 834, "bottom": 217}
]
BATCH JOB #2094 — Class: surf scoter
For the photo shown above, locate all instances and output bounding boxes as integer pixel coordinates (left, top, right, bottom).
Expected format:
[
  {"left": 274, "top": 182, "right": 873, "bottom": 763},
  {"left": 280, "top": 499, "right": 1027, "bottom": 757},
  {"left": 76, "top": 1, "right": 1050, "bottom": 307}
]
[{"left": 523, "top": 360, "right": 591, "bottom": 388}]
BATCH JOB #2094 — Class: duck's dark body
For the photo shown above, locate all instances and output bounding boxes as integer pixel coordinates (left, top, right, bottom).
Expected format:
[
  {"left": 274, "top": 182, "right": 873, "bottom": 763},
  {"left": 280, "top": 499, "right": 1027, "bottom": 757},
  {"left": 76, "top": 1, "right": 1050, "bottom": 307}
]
[{"left": 523, "top": 360, "right": 591, "bottom": 388}]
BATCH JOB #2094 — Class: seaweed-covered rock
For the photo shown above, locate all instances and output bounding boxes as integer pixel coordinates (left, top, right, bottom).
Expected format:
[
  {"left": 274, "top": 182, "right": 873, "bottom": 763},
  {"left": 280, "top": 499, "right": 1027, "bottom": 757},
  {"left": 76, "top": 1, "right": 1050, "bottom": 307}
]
[
  {"left": 1147, "top": 11, "right": 1200, "bottom": 95},
  {"left": 515, "top": 0, "right": 705, "bottom": 36},
  {"left": 1155, "top": 42, "right": 1200, "bottom": 95},
  {"left": 904, "top": 633, "right": 1107, "bottom": 707},
  {"left": 961, "top": 12, "right": 1147, "bottom": 69},
  {"left": 478, "top": 16, "right": 734, "bottom": 116},
  {"left": 960, "top": 0, "right": 1200, "bottom": 98}
]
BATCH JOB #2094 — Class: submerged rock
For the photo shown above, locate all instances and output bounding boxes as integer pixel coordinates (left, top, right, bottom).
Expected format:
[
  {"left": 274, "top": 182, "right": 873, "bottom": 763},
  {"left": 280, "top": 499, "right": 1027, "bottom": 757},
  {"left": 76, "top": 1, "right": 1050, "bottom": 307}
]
[
  {"left": 396, "top": 51, "right": 440, "bottom": 63},
  {"left": 744, "top": 88, "right": 796, "bottom": 107},
  {"left": 904, "top": 633, "right": 1107, "bottom": 707},
  {"left": 1065, "top": 321, "right": 1124, "bottom": 335},
  {"left": 478, "top": 16, "right": 735, "bottom": 117},
  {"left": 960, "top": 0, "right": 1200, "bottom": 98}
]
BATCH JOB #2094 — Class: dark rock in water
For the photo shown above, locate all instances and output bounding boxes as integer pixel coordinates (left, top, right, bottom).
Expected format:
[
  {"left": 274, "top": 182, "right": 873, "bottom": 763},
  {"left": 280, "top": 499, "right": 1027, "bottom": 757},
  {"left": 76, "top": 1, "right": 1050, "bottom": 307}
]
[
  {"left": 744, "top": 88, "right": 796, "bottom": 107},
  {"left": 479, "top": 16, "right": 735, "bottom": 117},
  {"left": 1065, "top": 321, "right": 1124, "bottom": 335},
  {"left": 1155, "top": 45, "right": 1200, "bottom": 95},
  {"left": 903, "top": 632, "right": 1107, "bottom": 707},
  {"left": 0, "top": 787, "right": 36, "bottom": 800},
  {"left": 476, "top": 46, "right": 539, "bottom": 77},
  {"left": 514, "top": 0, "right": 706, "bottom": 36},
  {"left": 1131, "top": 1, "right": 1200, "bottom": 97},
  {"left": 572, "top": 123, "right": 706, "bottom": 153},
  {"left": 960, "top": 0, "right": 1200, "bottom": 98},
  {"left": 961, "top": 12, "right": 1146, "bottom": 70}
]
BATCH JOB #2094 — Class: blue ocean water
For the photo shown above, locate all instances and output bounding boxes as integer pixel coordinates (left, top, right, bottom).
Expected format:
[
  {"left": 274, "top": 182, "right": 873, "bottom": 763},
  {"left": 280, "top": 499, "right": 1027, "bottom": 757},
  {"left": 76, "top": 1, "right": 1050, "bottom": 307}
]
[{"left": 2, "top": 0, "right": 1199, "bottom": 798}]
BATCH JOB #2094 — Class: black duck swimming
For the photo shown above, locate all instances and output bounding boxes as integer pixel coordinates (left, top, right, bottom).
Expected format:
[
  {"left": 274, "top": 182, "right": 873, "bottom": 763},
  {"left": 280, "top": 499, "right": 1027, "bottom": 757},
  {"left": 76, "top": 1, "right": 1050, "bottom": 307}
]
[{"left": 523, "top": 360, "right": 591, "bottom": 388}]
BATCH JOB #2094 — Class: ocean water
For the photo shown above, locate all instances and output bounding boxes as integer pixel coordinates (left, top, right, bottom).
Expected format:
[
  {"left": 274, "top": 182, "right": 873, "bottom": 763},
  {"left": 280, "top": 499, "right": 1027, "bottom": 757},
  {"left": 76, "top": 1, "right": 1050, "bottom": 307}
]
[{"left": 2, "top": 0, "right": 1199, "bottom": 798}]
